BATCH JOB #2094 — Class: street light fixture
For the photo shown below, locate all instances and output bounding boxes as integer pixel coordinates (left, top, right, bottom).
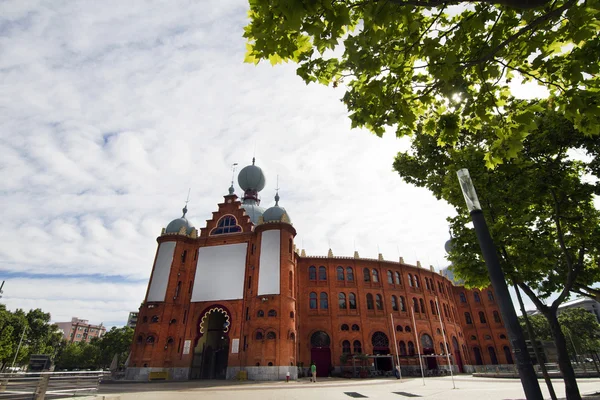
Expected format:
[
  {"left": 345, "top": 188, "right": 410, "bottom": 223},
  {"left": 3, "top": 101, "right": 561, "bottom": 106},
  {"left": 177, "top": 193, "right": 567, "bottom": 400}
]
[{"left": 456, "top": 169, "right": 543, "bottom": 400}]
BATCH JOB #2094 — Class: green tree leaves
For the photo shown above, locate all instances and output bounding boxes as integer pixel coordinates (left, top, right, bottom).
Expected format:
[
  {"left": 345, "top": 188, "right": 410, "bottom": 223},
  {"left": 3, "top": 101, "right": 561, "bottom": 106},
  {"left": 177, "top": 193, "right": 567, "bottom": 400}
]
[{"left": 244, "top": 0, "right": 600, "bottom": 164}]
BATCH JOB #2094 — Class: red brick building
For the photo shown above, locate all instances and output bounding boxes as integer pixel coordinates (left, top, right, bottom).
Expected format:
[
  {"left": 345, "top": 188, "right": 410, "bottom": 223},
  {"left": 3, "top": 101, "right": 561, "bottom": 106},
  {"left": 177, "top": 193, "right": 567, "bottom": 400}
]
[{"left": 125, "top": 160, "right": 513, "bottom": 381}]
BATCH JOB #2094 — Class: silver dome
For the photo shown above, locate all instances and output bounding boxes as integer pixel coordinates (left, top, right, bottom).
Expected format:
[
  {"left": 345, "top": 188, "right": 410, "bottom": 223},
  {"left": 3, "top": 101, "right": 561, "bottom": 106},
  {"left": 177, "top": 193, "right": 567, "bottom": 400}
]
[
  {"left": 241, "top": 201, "right": 265, "bottom": 225},
  {"left": 165, "top": 207, "right": 195, "bottom": 234},
  {"left": 262, "top": 205, "right": 290, "bottom": 223},
  {"left": 238, "top": 159, "right": 266, "bottom": 192}
]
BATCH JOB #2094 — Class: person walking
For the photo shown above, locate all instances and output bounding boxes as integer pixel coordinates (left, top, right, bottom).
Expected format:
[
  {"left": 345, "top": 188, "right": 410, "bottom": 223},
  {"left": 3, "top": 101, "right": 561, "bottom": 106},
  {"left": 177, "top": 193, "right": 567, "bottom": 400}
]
[{"left": 310, "top": 361, "right": 317, "bottom": 382}]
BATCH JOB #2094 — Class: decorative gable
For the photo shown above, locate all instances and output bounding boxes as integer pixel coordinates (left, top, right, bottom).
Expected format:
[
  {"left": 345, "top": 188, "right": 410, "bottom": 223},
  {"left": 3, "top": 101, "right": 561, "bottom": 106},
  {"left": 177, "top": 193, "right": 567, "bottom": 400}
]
[{"left": 199, "top": 195, "right": 253, "bottom": 238}]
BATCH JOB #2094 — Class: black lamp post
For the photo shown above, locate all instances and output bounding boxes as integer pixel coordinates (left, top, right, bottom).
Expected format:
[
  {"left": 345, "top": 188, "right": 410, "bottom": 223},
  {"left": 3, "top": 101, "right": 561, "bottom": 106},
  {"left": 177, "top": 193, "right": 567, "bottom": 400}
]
[{"left": 457, "top": 169, "right": 543, "bottom": 400}]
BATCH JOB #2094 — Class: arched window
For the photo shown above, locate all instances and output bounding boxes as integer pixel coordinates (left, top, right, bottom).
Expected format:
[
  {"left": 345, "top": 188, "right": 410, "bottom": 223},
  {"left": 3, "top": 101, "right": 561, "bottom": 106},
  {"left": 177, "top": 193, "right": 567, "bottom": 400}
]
[
  {"left": 146, "top": 335, "right": 155, "bottom": 344},
  {"left": 346, "top": 267, "right": 354, "bottom": 281},
  {"left": 372, "top": 269, "right": 379, "bottom": 283},
  {"left": 430, "top": 300, "right": 436, "bottom": 315},
  {"left": 353, "top": 340, "right": 362, "bottom": 353},
  {"left": 399, "top": 296, "right": 406, "bottom": 311},
  {"left": 436, "top": 328, "right": 442, "bottom": 335},
  {"left": 444, "top": 304, "right": 449, "bottom": 318},
  {"left": 318, "top": 266, "right": 327, "bottom": 281},
  {"left": 289, "top": 238, "right": 293, "bottom": 253},
  {"left": 484, "top": 335, "right": 492, "bottom": 340},
  {"left": 396, "top": 325, "right": 403, "bottom": 332},
  {"left": 309, "top": 292, "right": 317, "bottom": 309},
  {"left": 470, "top": 335, "right": 477, "bottom": 340},
  {"left": 267, "top": 332, "right": 276, "bottom": 340},
  {"left": 290, "top": 332, "right": 296, "bottom": 340},
  {"left": 391, "top": 295, "right": 399, "bottom": 311},
  {"left": 394, "top": 271, "right": 401, "bottom": 285},
  {"left": 459, "top": 292, "right": 467, "bottom": 303},
  {"left": 320, "top": 292, "right": 328, "bottom": 309},
  {"left": 371, "top": 332, "right": 390, "bottom": 348},
  {"left": 342, "top": 340, "right": 351, "bottom": 354},
  {"left": 387, "top": 270, "right": 394, "bottom": 284},
  {"left": 136, "top": 335, "right": 143, "bottom": 344},
  {"left": 488, "top": 346, "right": 498, "bottom": 364},
  {"left": 399, "top": 341, "right": 407, "bottom": 355},
  {"left": 151, "top": 315, "right": 159, "bottom": 323},
  {"left": 352, "top": 324, "right": 360, "bottom": 331},
  {"left": 419, "top": 299, "right": 426, "bottom": 315},
  {"left": 268, "top": 309, "right": 277, "bottom": 317},
  {"left": 181, "top": 250, "right": 187, "bottom": 263},
  {"left": 500, "top": 334, "right": 507, "bottom": 339},
  {"left": 337, "top": 266, "right": 345, "bottom": 281},
  {"left": 290, "top": 311, "right": 294, "bottom": 318},
  {"left": 257, "top": 310, "right": 264, "bottom": 317},
  {"left": 488, "top": 291, "right": 494, "bottom": 302},
  {"left": 424, "top": 278, "right": 430, "bottom": 290},
  {"left": 474, "top": 292, "right": 481, "bottom": 303},
  {"left": 479, "top": 311, "right": 487, "bottom": 324},
  {"left": 211, "top": 215, "right": 242, "bottom": 235},
  {"left": 349, "top": 292, "right": 357, "bottom": 309},
  {"left": 414, "top": 276, "right": 420, "bottom": 288},
  {"left": 503, "top": 346, "right": 514, "bottom": 364},
  {"left": 309, "top": 266, "right": 317, "bottom": 280},
  {"left": 412, "top": 297, "right": 419, "bottom": 312},
  {"left": 341, "top": 324, "right": 349, "bottom": 331},
  {"left": 339, "top": 293, "right": 347, "bottom": 309},
  {"left": 366, "top": 294, "right": 374, "bottom": 310},
  {"left": 493, "top": 311, "right": 501, "bottom": 323},
  {"left": 363, "top": 268, "right": 371, "bottom": 282},
  {"left": 421, "top": 334, "right": 433, "bottom": 349},
  {"left": 405, "top": 326, "right": 411, "bottom": 332},
  {"left": 408, "top": 273, "right": 413, "bottom": 287},
  {"left": 408, "top": 341, "right": 415, "bottom": 356},
  {"left": 473, "top": 347, "right": 483, "bottom": 365},
  {"left": 465, "top": 312, "right": 473, "bottom": 324},
  {"left": 376, "top": 294, "right": 383, "bottom": 310},
  {"left": 310, "top": 331, "right": 331, "bottom": 347},
  {"left": 440, "top": 342, "right": 445, "bottom": 354}
]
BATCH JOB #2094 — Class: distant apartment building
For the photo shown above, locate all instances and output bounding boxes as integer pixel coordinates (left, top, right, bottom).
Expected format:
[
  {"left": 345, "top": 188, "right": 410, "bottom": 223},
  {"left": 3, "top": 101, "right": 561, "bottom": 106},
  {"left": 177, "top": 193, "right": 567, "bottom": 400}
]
[
  {"left": 528, "top": 297, "right": 600, "bottom": 323},
  {"left": 127, "top": 312, "right": 139, "bottom": 328},
  {"left": 55, "top": 317, "right": 106, "bottom": 343}
]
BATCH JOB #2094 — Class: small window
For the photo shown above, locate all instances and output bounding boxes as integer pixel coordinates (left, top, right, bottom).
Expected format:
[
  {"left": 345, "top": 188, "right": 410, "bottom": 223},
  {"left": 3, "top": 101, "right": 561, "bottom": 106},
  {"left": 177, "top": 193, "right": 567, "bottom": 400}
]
[
  {"left": 268, "top": 361, "right": 274, "bottom": 366},
  {"left": 349, "top": 293, "right": 357, "bottom": 309},
  {"left": 396, "top": 325, "right": 403, "bottom": 332},
  {"left": 399, "top": 296, "right": 406, "bottom": 311},
  {"left": 255, "top": 331, "right": 264, "bottom": 340},
  {"left": 146, "top": 336, "right": 155, "bottom": 344},
  {"left": 408, "top": 341, "right": 415, "bottom": 356},
  {"left": 366, "top": 294, "right": 374, "bottom": 310},
  {"left": 352, "top": 324, "right": 360, "bottom": 331},
  {"left": 408, "top": 274, "right": 413, "bottom": 287},
  {"left": 405, "top": 326, "right": 411, "bottom": 332},
  {"left": 342, "top": 340, "right": 351, "bottom": 354},
  {"left": 419, "top": 299, "right": 426, "bottom": 315},
  {"left": 363, "top": 268, "right": 370, "bottom": 282},
  {"left": 289, "top": 238, "right": 293, "bottom": 253},
  {"left": 460, "top": 293, "right": 467, "bottom": 303},
  {"left": 470, "top": 335, "right": 477, "bottom": 340},
  {"left": 376, "top": 294, "right": 383, "bottom": 310},
  {"left": 143, "top": 316, "right": 148, "bottom": 323},
  {"left": 211, "top": 215, "right": 242, "bottom": 235},
  {"left": 309, "top": 266, "right": 317, "bottom": 280},
  {"left": 392, "top": 295, "right": 399, "bottom": 311},
  {"left": 346, "top": 267, "right": 354, "bottom": 281},
  {"left": 500, "top": 334, "right": 507, "bottom": 339},
  {"left": 484, "top": 335, "right": 492, "bottom": 340},
  {"left": 266, "top": 332, "right": 276, "bottom": 339},
  {"left": 339, "top": 293, "right": 347, "bottom": 309},
  {"left": 268, "top": 309, "right": 277, "bottom": 317},
  {"left": 337, "top": 266, "right": 345, "bottom": 281},
  {"left": 474, "top": 292, "right": 481, "bottom": 303},
  {"left": 257, "top": 310, "right": 264, "bottom": 317},
  {"left": 430, "top": 300, "right": 436, "bottom": 315},
  {"left": 353, "top": 340, "right": 362, "bottom": 353},
  {"left": 394, "top": 271, "right": 401, "bottom": 285},
  {"left": 493, "top": 311, "right": 501, "bottom": 323},
  {"left": 136, "top": 335, "right": 143, "bottom": 344},
  {"left": 290, "top": 311, "right": 294, "bottom": 318},
  {"left": 255, "top": 362, "right": 260, "bottom": 366},
  {"left": 412, "top": 297, "right": 419, "bottom": 313},
  {"left": 309, "top": 292, "right": 317, "bottom": 309},
  {"left": 465, "top": 312, "right": 473, "bottom": 324},
  {"left": 318, "top": 266, "right": 327, "bottom": 280},
  {"left": 151, "top": 315, "right": 159, "bottom": 323},
  {"left": 399, "top": 341, "right": 407, "bottom": 355},
  {"left": 181, "top": 250, "right": 187, "bottom": 263},
  {"left": 341, "top": 324, "right": 349, "bottom": 331},
  {"left": 320, "top": 292, "right": 328, "bottom": 309},
  {"left": 488, "top": 291, "right": 494, "bottom": 302},
  {"left": 372, "top": 269, "right": 379, "bottom": 282},
  {"left": 414, "top": 276, "right": 420, "bottom": 288},
  {"left": 479, "top": 311, "right": 487, "bottom": 324},
  {"left": 436, "top": 328, "right": 441, "bottom": 335},
  {"left": 387, "top": 270, "right": 393, "bottom": 284}
]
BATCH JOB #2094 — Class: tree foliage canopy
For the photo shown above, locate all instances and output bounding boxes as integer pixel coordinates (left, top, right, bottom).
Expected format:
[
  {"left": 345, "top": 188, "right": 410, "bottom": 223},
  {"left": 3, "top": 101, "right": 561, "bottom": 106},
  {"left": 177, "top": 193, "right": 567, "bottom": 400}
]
[{"left": 244, "top": 0, "right": 600, "bottom": 165}]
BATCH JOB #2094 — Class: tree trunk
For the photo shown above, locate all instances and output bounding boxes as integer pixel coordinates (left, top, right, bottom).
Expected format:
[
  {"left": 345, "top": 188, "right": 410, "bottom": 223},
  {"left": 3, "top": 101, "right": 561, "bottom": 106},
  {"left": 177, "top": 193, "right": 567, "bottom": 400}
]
[{"left": 543, "top": 310, "right": 581, "bottom": 400}]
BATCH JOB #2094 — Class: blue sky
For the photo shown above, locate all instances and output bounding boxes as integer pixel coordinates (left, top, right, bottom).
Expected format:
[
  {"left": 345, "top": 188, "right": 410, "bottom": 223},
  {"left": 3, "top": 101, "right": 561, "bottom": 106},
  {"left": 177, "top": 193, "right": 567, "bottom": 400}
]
[{"left": 0, "top": 1, "right": 560, "bottom": 328}]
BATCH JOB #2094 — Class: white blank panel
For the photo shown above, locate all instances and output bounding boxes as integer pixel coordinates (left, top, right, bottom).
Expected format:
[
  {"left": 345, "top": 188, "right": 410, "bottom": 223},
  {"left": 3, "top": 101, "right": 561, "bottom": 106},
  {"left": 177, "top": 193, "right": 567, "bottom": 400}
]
[
  {"left": 258, "top": 230, "right": 280, "bottom": 295},
  {"left": 191, "top": 243, "right": 248, "bottom": 302},
  {"left": 147, "top": 241, "right": 176, "bottom": 302}
]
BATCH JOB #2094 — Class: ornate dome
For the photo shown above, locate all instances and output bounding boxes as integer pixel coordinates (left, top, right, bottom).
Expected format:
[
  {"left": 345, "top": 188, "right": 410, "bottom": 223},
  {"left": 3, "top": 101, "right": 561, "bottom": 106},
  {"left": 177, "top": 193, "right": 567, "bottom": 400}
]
[
  {"left": 238, "top": 158, "right": 266, "bottom": 192},
  {"left": 262, "top": 192, "right": 291, "bottom": 223},
  {"left": 241, "top": 202, "right": 266, "bottom": 225},
  {"left": 165, "top": 206, "right": 195, "bottom": 235}
]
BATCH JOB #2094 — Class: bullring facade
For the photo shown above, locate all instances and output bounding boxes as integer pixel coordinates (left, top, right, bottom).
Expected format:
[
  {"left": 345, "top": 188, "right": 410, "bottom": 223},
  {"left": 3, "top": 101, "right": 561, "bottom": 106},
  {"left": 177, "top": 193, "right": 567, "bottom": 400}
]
[{"left": 126, "top": 159, "right": 513, "bottom": 381}]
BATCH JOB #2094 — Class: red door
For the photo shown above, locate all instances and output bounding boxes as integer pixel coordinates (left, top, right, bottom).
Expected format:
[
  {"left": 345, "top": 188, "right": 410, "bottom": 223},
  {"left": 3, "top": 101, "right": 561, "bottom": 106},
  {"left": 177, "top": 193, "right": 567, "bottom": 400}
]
[{"left": 311, "top": 348, "right": 331, "bottom": 377}]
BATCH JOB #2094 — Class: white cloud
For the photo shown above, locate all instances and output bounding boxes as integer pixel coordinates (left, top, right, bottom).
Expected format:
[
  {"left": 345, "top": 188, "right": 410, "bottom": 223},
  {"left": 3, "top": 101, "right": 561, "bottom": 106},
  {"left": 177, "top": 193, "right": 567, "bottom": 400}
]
[{"left": 3, "top": 0, "right": 537, "bottom": 326}]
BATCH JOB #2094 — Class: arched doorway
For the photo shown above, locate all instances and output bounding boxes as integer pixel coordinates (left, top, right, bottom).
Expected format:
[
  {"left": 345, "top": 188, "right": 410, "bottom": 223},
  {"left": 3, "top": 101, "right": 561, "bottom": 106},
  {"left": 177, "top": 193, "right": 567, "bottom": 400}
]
[
  {"left": 372, "top": 331, "right": 392, "bottom": 371},
  {"left": 452, "top": 336, "right": 464, "bottom": 372},
  {"left": 472, "top": 347, "right": 483, "bottom": 365},
  {"left": 191, "top": 307, "right": 231, "bottom": 379},
  {"left": 488, "top": 346, "right": 498, "bottom": 365},
  {"left": 310, "top": 331, "right": 331, "bottom": 377},
  {"left": 421, "top": 334, "right": 437, "bottom": 370},
  {"left": 503, "top": 346, "right": 514, "bottom": 364}
]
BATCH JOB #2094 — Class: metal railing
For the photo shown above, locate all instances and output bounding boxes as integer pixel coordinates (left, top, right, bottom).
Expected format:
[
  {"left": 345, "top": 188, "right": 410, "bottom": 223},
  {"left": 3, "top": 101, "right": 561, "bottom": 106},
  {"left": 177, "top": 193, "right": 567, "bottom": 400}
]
[{"left": 0, "top": 371, "right": 108, "bottom": 400}]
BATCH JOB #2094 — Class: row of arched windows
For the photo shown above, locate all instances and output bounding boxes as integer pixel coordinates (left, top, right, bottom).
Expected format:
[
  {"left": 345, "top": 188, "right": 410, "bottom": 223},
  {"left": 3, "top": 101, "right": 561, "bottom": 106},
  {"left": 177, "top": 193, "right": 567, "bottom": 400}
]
[
  {"left": 255, "top": 331, "right": 277, "bottom": 340},
  {"left": 308, "top": 266, "right": 328, "bottom": 281},
  {"left": 342, "top": 340, "right": 363, "bottom": 354},
  {"left": 464, "top": 310, "right": 501, "bottom": 324},
  {"left": 340, "top": 324, "right": 360, "bottom": 331},
  {"left": 459, "top": 290, "right": 495, "bottom": 303},
  {"left": 309, "top": 292, "right": 329, "bottom": 309},
  {"left": 256, "top": 310, "right": 277, "bottom": 317}
]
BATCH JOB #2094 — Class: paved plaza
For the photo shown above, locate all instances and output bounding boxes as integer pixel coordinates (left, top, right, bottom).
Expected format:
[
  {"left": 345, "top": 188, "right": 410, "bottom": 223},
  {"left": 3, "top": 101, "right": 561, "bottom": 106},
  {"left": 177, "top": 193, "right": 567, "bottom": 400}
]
[{"left": 94, "top": 376, "right": 600, "bottom": 400}]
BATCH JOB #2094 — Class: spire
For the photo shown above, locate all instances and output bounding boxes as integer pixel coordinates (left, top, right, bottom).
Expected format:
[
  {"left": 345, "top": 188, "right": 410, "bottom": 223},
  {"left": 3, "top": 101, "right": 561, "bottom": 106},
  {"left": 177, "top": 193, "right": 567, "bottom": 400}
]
[
  {"left": 229, "top": 163, "right": 238, "bottom": 195},
  {"left": 183, "top": 189, "right": 191, "bottom": 217},
  {"left": 275, "top": 174, "right": 280, "bottom": 206},
  {"left": 252, "top": 157, "right": 255, "bottom": 165},
  {"left": 182, "top": 206, "right": 188, "bottom": 218}
]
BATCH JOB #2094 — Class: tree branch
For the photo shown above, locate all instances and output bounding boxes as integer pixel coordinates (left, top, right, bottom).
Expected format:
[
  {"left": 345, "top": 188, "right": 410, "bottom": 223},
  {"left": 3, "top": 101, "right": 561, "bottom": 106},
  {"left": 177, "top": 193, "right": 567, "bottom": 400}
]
[
  {"left": 518, "top": 281, "right": 549, "bottom": 313},
  {"left": 386, "top": 0, "right": 553, "bottom": 9}
]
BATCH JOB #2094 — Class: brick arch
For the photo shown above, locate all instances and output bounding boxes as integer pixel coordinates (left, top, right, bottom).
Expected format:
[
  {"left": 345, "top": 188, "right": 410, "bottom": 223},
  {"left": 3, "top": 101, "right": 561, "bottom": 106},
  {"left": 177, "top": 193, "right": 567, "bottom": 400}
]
[{"left": 194, "top": 304, "right": 233, "bottom": 347}]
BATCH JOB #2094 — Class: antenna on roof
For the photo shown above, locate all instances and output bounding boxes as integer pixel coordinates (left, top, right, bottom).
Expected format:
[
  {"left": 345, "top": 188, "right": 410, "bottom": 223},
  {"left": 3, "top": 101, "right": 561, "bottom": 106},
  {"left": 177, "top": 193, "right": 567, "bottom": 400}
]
[{"left": 185, "top": 188, "right": 191, "bottom": 207}]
